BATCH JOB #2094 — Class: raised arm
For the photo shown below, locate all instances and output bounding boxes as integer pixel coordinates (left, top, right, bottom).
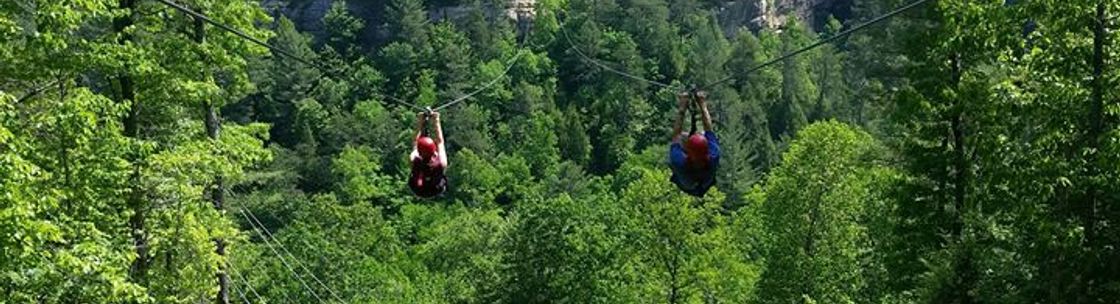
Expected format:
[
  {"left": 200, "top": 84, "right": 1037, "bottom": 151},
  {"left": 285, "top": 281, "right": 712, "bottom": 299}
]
[
  {"left": 415, "top": 112, "right": 428, "bottom": 141},
  {"left": 671, "top": 92, "right": 690, "bottom": 143},
  {"left": 431, "top": 111, "right": 444, "bottom": 146},
  {"left": 431, "top": 111, "right": 448, "bottom": 167},
  {"left": 697, "top": 91, "right": 713, "bottom": 132}
]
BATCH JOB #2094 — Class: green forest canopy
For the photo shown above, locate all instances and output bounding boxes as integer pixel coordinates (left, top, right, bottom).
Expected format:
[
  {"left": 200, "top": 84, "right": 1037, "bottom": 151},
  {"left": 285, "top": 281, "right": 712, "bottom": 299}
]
[{"left": 1, "top": 0, "right": 1118, "bottom": 303}]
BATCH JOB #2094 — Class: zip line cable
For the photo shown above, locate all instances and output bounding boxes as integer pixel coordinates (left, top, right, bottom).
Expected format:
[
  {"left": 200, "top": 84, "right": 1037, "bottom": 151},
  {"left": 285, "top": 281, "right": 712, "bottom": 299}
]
[
  {"left": 700, "top": 0, "right": 934, "bottom": 90},
  {"left": 155, "top": 0, "right": 930, "bottom": 107},
  {"left": 429, "top": 6, "right": 544, "bottom": 112},
  {"left": 151, "top": 0, "right": 302, "bottom": 66},
  {"left": 556, "top": 13, "right": 681, "bottom": 91},
  {"left": 239, "top": 209, "right": 323, "bottom": 303},
  {"left": 154, "top": 0, "right": 528, "bottom": 113},
  {"left": 237, "top": 209, "right": 326, "bottom": 303},
  {"left": 242, "top": 208, "right": 348, "bottom": 303},
  {"left": 433, "top": 50, "right": 527, "bottom": 111},
  {"left": 232, "top": 276, "right": 262, "bottom": 304},
  {"left": 145, "top": 1, "right": 526, "bottom": 298},
  {"left": 233, "top": 259, "right": 296, "bottom": 304},
  {"left": 253, "top": 208, "right": 369, "bottom": 300},
  {"left": 256, "top": 208, "right": 341, "bottom": 281},
  {"left": 231, "top": 280, "right": 252, "bottom": 304},
  {"left": 227, "top": 262, "right": 267, "bottom": 304},
  {"left": 226, "top": 269, "right": 256, "bottom": 304},
  {"left": 153, "top": 0, "right": 423, "bottom": 111}
]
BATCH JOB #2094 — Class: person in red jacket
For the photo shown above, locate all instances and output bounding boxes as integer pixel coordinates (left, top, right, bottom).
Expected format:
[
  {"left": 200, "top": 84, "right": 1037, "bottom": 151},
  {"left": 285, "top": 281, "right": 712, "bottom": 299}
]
[{"left": 409, "top": 111, "right": 448, "bottom": 198}]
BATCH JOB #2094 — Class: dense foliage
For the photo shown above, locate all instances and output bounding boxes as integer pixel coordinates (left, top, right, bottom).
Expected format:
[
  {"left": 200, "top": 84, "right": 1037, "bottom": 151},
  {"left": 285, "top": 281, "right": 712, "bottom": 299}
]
[{"left": 2, "top": 0, "right": 1117, "bottom": 303}]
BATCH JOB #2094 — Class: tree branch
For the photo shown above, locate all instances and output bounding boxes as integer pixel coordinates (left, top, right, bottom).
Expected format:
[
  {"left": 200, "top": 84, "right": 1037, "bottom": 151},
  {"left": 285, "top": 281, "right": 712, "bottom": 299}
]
[{"left": 14, "top": 80, "right": 60, "bottom": 104}]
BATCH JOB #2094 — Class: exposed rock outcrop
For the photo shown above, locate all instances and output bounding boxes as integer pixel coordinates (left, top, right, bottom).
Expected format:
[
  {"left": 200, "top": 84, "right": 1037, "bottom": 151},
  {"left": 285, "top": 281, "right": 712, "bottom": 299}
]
[
  {"left": 717, "top": 0, "right": 853, "bottom": 33},
  {"left": 260, "top": 0, "right": 849, "bottom": 46}
]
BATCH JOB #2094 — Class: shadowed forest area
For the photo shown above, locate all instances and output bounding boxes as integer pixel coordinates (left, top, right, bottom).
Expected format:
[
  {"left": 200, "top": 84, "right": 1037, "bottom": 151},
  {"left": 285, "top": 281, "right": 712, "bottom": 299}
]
[{"left": 2, "top": 0, "right": 1118, "bottom": 303}]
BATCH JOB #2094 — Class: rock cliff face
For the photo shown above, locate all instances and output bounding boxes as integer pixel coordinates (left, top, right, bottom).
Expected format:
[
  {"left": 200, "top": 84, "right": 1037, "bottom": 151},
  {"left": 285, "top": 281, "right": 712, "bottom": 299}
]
[
  {"left": 259, "top": 0, "right": 386, "bottom": 44},
  {"left": 260, "top": 0, "right": 849, "bottom": 45},
  {"left": 717, "top": 0, "right": 852, "bottom": 33}
]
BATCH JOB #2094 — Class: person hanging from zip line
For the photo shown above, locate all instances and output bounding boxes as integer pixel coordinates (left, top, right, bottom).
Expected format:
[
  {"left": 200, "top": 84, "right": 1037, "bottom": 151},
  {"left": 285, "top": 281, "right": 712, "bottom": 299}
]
[
  {"left": 409, "top": 109, "right": 449, "bottom": 198},
  {"left": 669, "top": 90, "right": 720, "bottom": 197}
]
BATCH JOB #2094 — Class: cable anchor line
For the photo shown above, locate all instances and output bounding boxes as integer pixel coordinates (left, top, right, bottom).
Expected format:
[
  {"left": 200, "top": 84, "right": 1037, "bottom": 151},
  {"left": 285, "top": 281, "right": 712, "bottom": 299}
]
[
  {"left": 155, "top": 0, "right": 534, "bottom": 113},
  {"left": 237, "top": 209, "right": 326, "bottom": 303},
  {"left": 700, "top": 0, "right": 934, "bottom": 90},
  {"left": 432, "top": 50, "right": 527, "bottom": 112},
  {"left": 556, "top": 12, "right": 682, "bottom": 91},
  {"left": 153, "top": 0, "right": 422, "bottom": 111},
  {"left": 241, "top": 208, "right": 348, "bottom": 303}
]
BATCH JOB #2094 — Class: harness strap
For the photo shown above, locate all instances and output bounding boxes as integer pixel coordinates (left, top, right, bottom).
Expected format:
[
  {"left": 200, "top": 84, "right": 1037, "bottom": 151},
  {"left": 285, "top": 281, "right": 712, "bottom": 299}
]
[
  {"left": 422, "top": 107, "right": 434, "bottom": 137},
  {"left": 690, "top": 103, "right": 698, "bottom": 134},
  {"left": 688, "top": 86, "right": 699, "bottom": 135}
]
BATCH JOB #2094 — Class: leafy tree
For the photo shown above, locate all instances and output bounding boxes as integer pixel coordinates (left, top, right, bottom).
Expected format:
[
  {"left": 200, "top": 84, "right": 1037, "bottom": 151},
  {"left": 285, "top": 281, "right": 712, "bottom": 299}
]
[
  {"left": 0, "top": 90, "right": 147, "bottom": 302},
  {"left": 462, "top": 0, "right": 516, "bottom": 59},
  {"left": 772, "top": 19, "right": 818, "bottom": 140},
  {"left": 755, "top": 121, "right": 894, "bottom": 304},
  {"left": 406, "top": 204, "right": 510, "bottom": 303},
  {"left": 622, "top": 167, "right": 758, "bottom": 304},
  {"left": 809, "top": 17, "right": 850, "bottom": 122},
  {"left": 502, "top": 192, "right": 641, "bottom": 303},
  {"left": 332, "top": 145, "right": 394, "bottom": 204},
  {"left": 255, "top": 17, "right": 321, "bottom": 148},
  {"left": 509, "top": 112, "right": 562, "bottom": 176},
  {"left": 429, "top": 22, "right": 476, "bottom": 101},
  {"left": 5, "top": 0, "right": 1119, "bottom": 303},
  {"left": 379, "top": 42, "right": 422, "bottom": 100},
  {"left": 728, "top": 29, "right": 780, "bottom": 172},
  {"left": 618, "top": 0, "right": 686, "bottom": 80},
  {"left": 557, "top": 106, "right": 593, "bottom": 166},
  {"left": 323, "top": 0, "right": 365, "bottom": 56},
  {"left": 387, "top": 0, "right": 432, "bottom": 52}
]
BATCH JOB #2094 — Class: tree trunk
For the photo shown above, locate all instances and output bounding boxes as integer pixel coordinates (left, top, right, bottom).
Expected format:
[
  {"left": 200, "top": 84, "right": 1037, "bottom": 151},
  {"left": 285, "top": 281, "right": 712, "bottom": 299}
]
[
  {"left": 1085, "top": 0, "right": 1104, "bottom": 252},
  {"left": 113, "top": 0, "right": 149, "bottom": 287},
  {"left": 1080, "top": 2, "right": 1106, "bottom": 300},
  {"left": 814, "top": 51, "right": 828, "bottom": 122},
  {"left": 667, "top": 257, "right": 680, "bottom": 304},
  {"left": 803, "top": 193, "right": 821, "bottom": 298},
  {"left": 949, "top": 52, "right": 976, "bottom": 304},
  {"left": 193, "top": 12, "right": 230, "bottom": 304},
  {"left": 949, "top": 53, "right": 967, "bottom": 237}
]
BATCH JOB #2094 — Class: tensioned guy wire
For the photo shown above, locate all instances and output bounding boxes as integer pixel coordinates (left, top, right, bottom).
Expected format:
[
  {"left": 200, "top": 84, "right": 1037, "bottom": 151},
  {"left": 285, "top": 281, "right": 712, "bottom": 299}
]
[
  {"left": 556, "top": 12, "right": 682, "bottom": 91},
  {"left": 156, "top": 0, "right": 934, "bottom": 108},
  {"left": 700, "top": 0, "right": 934, "bottom": 90},
  {"left": 242, "top": 208, "right": 347, "bottom": 303},
  {"left": 433, "top": 50, "right": 527, "bottom": 111},
  {"left": 237, "top": 209, "right": 326, "bottom": 303},
  {"left": 154, "top": 0, "right": 536, "bottom": 113},
  {"left": 233, "top": 259, "right": 296, "bottom": 303},
  {"left": 230, "top": 280, "right": 252, "bottom": 304},
  {"left": 226, "top": 264, "right": 267, "bottom": 303},
  {"left": 154, "top": 0, "right": 423, "bottom": 111}
]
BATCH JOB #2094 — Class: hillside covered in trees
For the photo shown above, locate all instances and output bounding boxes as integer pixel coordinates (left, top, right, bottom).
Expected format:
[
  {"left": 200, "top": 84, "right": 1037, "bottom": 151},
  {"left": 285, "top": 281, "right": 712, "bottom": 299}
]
[{"left": 2, "top": 0, "right": 1118, "bottom": 303}]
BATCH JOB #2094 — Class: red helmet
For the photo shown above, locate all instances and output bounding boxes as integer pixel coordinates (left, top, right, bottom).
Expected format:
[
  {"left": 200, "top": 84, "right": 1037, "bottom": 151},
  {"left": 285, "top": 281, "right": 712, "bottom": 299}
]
[
  {"left": 685, "top": 133, "right": 709, "bottom": 160},
  {"left": 417, "top": 136, "right": 437, "bottom": 158}
]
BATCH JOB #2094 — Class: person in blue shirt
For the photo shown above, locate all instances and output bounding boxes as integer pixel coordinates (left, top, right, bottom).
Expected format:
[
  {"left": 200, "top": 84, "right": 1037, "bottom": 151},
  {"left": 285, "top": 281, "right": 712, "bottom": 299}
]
[{"left": 669, "top": 91, "right": 720, "bottom": 197}]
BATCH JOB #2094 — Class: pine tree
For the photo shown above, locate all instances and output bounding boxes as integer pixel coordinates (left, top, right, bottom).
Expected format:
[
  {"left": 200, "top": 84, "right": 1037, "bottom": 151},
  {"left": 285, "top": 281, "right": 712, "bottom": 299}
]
[
  {"left": 387, "top": 0, "right": 431, "bottom": 53},
  {"left": 257, "top": 17, "right": 321, "bottom": 147},
  {"left": 728, "top": 29, "right": 779, "bottom": 175},
  {"left": 810, "top": 17, "right": 849, "bottom": 122},
  {"left": 323, "top": 0, "right": 366, "bottom": 58},
  {"left": 773, "top": 19, "right": 817, "bottom": 140}
]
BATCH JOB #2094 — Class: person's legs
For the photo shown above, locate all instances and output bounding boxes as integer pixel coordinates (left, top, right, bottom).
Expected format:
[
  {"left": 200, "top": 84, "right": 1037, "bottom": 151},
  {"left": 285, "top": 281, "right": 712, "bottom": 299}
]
[{"left": 436, "top": 176, "right": 449, "bottom": 196}]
